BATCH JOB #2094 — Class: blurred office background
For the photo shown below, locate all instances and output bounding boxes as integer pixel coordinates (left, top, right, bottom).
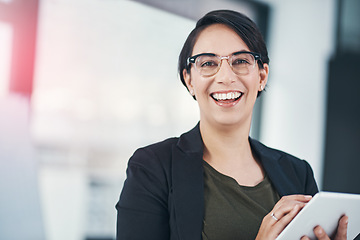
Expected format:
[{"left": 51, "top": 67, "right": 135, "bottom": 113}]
[{"left": 0, "top": 0, "right": 359, "bottom": 239}]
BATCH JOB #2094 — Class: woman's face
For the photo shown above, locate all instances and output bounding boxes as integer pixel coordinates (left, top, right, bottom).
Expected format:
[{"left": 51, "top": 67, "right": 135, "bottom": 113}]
[{"left": 183, "top": 24, "right": 269, "bottom": 129}]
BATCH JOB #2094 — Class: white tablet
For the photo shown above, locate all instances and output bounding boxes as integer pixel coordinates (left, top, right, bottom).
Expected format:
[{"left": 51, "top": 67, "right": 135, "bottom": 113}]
[{"left": 276, "top": 191, "right": 360, "bottom": 240}]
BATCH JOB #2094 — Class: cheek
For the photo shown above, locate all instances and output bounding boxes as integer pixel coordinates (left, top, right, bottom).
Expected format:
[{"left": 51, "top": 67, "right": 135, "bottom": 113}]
[
  {"left": 242, "top": 78, "right": 258, "bottom": 92},
  {"left": 192, "top": 77, "right": 211, "bottom": 94}
]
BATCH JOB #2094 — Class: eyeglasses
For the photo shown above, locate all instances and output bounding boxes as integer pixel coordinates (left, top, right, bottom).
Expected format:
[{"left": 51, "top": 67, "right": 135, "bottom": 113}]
[{"left": 187, "top": 51, "right": 261, "bottom": 77}]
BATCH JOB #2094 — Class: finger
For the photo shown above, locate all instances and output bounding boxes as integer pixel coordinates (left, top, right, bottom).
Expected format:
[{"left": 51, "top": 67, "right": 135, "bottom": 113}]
[
  {"left": 272, "top": 195, "right": 312, "bottom": 217},
  {"left": 314, "top": 225, "right": 330, "bottom": 240},
  {"left": 272, "top": 201, "right": 306, "bottom": 220},
  {"left": 301, "top": 236, "right": 310, "bottom": 240},
  {"left": 334, "top": 215, "right": 348, "bottom": 240},
  {"left": 279, "top": 194, "right": 313, "bottom": 203},
  {"left": 277, "top": 203, "right": 302, "bottom": 225},
  {"left": 270, "top": 204, "right": 303, "bottom": 236}
]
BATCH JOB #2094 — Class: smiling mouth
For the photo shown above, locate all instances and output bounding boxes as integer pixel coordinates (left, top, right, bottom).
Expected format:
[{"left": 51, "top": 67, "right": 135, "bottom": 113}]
[{"left": 211, "top": 91, "right": 243, "bottom": 103}]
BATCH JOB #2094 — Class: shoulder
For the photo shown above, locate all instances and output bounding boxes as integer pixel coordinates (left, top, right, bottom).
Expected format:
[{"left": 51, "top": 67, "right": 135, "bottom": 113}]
[
  {"left": 251, "top": 138, "right": 310, "bottom": 171},
  {"left": 129, "top": 123, "right": 202, "bottom": 169},
  {"left": 119, "top": 137, "right": 180, "bottom": 208},
  {"left": 250, "top": 138, "right": 318, "bottom": 195},
  {"left": 128, "top": 137, "right": 179, "bottom": 172}
]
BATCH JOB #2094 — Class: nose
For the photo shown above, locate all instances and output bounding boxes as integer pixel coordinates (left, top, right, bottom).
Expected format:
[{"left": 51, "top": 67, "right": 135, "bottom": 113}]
[{"left": 215, "top": 58, "right": 237, "bottom": 85}]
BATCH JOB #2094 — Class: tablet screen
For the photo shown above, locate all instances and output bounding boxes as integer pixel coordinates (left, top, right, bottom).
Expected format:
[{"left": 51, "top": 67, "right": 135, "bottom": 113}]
[{"left": 276, "top": 192, "right": 360, "bottom": 240}]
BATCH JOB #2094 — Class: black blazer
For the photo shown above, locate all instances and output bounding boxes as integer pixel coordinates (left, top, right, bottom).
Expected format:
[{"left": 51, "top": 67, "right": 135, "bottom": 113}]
[{"left": 116, "top": 123, "right": 318, "bottom": 240}]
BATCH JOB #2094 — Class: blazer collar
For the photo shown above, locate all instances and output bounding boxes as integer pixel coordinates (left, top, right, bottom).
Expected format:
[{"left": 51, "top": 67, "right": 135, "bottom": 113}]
[
  {"left": 172, "top": 123, "right": 299, "bottom": 239},
  {"left": 175, "top": 123, "right": 300, "bottom": 196},
  {"left": 249, "top": 138, "right": 301, "bottom": 196},
  {"left": 177, "top": 122, "right": 203, "bottom": 154}
]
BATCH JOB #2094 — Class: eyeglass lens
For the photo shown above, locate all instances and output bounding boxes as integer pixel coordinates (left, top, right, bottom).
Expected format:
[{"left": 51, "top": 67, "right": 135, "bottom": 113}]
[{"left": 195, "top": 53, "right": 256, "bottom": 77}]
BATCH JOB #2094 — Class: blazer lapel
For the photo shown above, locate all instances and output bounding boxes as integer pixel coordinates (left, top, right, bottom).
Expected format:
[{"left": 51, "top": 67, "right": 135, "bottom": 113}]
[
  {"left": 249, "top": 138, "right": 303, "bottom": 196},
  {"left": 170, "top": 128, "right": 304, "bottom": 239},
  {"left": 172, "top": 124, "right": 204, "bottom": 240}
]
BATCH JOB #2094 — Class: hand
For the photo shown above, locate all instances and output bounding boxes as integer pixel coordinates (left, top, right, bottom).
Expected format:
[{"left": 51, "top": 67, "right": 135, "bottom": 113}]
[
  {"left": 255, "top": 195, "right": 313, "bottom": 240},
  {"left": 300, "top": 215, "right": 348, "bottom": 240}
]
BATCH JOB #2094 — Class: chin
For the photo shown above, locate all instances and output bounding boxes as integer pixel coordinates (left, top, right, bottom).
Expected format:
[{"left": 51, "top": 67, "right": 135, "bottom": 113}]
[{"left": 213, "top": 117, "right": 245, "bottom": 128}]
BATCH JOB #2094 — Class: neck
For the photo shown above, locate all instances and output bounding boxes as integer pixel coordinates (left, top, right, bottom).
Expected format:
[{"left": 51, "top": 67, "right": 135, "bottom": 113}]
[
  {"left": 200, "top": 120, "right": 253, "bottom": 165},
  {"left": 199, "top": 118, "right": 265, "bottom": 187}
]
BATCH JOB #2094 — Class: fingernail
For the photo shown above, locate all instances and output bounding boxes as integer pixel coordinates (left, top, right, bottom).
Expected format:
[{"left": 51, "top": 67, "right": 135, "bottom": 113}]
[
  {"left": 316, "top": 227, "right": 323, "bottom": 234},
  {"left": 305, "top": 195, "right": 312, "bottom": 199}
]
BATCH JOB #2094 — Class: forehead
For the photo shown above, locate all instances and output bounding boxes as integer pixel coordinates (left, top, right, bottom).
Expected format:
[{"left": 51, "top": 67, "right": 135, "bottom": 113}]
[{"left": 192, "top": 24, "right": 250, "bottom": 56}]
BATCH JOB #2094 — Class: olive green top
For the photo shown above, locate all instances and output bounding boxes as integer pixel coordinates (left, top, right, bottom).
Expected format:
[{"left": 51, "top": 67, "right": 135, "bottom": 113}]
[{"left": 202, "top": 161, "right": 280, "bottom": 240}]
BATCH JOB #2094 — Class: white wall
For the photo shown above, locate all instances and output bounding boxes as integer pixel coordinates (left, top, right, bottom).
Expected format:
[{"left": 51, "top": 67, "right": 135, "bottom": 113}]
[
  {"left": 33, "top": 1, "right": 197, "bottom": 239},
  {"left": 0, "top": 95, "right": 45, "bottom": 240},
  {"left": 258, "top": 0, "right": 336, "bottom": 188}
]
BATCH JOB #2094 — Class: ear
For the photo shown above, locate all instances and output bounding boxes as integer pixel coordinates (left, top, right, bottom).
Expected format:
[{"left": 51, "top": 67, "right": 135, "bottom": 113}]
[
  {"left": 258, "top": 63, "right": 269, "bottom": 91},
  {"left": 183, "top": 69, "right": 194, "bottom": 96}
]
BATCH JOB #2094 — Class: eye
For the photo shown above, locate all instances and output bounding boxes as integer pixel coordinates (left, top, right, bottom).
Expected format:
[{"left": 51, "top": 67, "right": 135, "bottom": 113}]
[
  {"left": 200, "top": 60, "right": 217, "bottom": 68},
  {"left": 232, "top": 58, "right": 250, "bottom": 65},
  {"left": 197, "top": 56, "right": 219, "bottom": 68}
]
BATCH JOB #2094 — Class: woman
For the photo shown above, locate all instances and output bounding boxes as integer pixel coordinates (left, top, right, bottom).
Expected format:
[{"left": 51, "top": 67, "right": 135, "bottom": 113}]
[{"left": 116, "top": 10, "right": 348, "bottom": 240}]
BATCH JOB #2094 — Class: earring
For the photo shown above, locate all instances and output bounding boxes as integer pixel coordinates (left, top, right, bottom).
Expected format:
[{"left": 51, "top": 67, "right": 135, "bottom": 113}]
[
  {"left": 190, "top": 89, "right": 194, "bottom": 96},
  {"left": 260, "top": 85, "right": 264, "bottom": 91}
]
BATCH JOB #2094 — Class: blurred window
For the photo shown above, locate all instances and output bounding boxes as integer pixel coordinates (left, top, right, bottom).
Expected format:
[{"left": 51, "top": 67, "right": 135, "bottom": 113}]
[{"left": 0, "top": 22, "right": 12, "bottom": 97}]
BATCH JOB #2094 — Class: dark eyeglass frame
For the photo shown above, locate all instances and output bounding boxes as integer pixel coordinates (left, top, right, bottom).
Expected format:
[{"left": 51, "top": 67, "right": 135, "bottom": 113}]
[{"left": 186, "top": 51, "right": 262, "bottom": 76}]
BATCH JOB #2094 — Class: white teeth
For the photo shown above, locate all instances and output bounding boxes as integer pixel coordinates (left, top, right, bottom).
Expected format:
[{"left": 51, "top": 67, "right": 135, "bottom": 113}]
[{"left": 212, "top": 92, "right": 241, "bottom": 100}]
